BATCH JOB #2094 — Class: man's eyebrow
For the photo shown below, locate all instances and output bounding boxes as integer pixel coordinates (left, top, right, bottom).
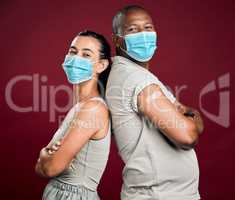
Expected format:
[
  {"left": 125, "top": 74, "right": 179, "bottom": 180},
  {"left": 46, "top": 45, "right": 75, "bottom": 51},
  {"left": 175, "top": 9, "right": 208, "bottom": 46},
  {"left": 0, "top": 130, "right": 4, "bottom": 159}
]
[
  {"left": 125, "top": 23, "right": 138, "bottom": 27},
  {"left": 145, "top": 22, "right": 154, "bottom": 25}
]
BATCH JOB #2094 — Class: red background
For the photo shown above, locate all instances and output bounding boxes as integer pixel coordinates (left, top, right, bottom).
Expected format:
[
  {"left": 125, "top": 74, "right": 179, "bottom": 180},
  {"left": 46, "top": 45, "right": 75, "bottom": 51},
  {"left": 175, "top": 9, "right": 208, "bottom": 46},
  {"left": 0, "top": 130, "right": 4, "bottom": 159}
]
[{"left": 0, "top": 0, "right": 234, "bottom": 199}]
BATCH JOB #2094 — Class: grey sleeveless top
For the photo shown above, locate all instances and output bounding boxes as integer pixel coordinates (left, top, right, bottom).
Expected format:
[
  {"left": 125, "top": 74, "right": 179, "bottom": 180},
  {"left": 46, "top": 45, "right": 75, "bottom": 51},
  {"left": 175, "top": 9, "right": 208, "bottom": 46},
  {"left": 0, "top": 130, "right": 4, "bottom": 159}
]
[{"left": 50, "top": 97, "right": 111, "bottom": 191}]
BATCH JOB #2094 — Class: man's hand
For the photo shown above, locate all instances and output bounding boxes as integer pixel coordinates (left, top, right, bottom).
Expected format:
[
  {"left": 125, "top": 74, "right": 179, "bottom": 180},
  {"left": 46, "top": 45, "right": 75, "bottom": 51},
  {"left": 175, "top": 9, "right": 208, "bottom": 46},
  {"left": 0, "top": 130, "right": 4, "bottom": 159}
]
[
  {"left": 175, "top": 102, "right": 204, "bottom": 134},
  {"left": 186, "top": 107, "right": 204, "bottom": 133}
]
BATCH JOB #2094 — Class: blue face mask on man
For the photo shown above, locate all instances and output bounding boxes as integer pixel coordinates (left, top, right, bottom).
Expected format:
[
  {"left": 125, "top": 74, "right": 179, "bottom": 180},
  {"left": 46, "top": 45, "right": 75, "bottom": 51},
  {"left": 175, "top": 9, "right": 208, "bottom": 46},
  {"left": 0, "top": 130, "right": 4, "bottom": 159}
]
[
  {"left": 62, "top": 55, "right": 93, "bottom": 84},
  {"left": 119, "top": 31, "right": 157, "bottom": 62}
]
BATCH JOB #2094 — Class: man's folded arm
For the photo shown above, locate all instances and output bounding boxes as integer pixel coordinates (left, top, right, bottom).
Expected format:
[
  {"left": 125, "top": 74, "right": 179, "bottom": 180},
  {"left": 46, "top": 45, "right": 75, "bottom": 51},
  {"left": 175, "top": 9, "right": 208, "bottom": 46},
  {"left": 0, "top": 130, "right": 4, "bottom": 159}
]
[{"left": 136, "top": 84, "right": 203, "bottom": 150}]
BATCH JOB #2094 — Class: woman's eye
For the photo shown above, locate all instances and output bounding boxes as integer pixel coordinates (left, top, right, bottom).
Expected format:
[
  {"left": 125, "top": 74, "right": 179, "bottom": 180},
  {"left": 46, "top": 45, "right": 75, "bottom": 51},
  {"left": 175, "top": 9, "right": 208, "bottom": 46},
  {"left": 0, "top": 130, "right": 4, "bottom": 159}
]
[
  {"left": 68, "top": 51, "right": 76, "bottom": 55},
  {"left": 83, "top": 53, "right": 91, "bottom": 58}
]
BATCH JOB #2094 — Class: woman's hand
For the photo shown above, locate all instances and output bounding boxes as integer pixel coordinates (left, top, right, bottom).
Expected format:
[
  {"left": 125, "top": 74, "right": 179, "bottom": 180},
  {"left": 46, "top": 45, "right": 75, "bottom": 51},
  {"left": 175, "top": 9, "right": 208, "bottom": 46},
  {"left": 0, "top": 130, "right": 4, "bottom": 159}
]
[
  {"left": 35, "top": 139, "right": 63, "bottom": 177},
  {"left": 46, "top": 140, "right": 63, "bottom": 155}
]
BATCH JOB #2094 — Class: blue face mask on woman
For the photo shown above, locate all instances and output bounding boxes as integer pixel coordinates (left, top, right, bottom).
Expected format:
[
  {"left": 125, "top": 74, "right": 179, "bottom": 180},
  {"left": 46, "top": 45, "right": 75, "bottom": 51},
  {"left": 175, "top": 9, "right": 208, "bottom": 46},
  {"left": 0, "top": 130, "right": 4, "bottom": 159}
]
[
  {"left": 120, "top": 31, "right": 157, "bottom": 62},
  {"left": 62, "top": 55, "right": 93, "bottom": 84}
]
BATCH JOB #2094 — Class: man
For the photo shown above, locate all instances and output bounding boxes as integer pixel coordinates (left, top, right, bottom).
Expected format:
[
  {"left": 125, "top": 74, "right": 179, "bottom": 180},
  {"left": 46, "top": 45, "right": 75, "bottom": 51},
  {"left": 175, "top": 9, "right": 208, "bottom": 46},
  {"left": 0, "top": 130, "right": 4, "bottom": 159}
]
[{"left": 106, "top": 5, "right": 204, "bottom": 200}]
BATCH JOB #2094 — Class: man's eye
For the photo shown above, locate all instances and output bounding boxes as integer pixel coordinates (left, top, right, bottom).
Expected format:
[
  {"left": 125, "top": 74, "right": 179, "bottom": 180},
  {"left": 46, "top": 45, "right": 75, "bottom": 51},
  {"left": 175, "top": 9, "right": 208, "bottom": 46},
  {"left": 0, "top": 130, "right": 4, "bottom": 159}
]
[
  {"left": 127, "top": 27, "right": 137, "bottom": 32},
  {"left": 145, "top": 26, "right": 153, "bottom": 30}
]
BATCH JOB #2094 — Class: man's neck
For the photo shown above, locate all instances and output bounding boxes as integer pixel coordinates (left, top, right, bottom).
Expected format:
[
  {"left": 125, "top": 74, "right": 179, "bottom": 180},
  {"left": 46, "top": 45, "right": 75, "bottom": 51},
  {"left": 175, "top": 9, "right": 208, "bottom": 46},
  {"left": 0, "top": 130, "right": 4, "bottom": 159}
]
[{"left": 117, "top": 51, "right": 149, "bottom": 69}]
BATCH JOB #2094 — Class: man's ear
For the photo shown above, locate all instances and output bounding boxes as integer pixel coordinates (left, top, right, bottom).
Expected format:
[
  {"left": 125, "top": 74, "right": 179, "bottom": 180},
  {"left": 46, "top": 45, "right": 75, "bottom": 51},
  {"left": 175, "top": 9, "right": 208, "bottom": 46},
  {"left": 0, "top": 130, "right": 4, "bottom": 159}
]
[
  {"left": 112, "top": 34, "right": 123, "bottom": 48},
  {"left": 96, "top": 59, "right": 109, "bottom": 74}
]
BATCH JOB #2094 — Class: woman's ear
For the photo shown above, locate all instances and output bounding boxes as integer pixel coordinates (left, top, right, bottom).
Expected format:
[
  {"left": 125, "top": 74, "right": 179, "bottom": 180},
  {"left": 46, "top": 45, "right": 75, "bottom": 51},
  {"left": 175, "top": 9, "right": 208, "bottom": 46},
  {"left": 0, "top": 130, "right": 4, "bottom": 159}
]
[{"left": 96, "top": 59, "right": 109, "bottom": 74}]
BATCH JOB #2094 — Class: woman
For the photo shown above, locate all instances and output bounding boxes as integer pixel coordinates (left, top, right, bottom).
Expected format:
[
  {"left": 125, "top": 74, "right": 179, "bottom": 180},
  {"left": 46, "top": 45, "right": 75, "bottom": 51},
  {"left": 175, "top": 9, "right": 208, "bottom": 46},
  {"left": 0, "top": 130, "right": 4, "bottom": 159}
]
[{"left": 35, "top": 30, "right": 111, "bottom": 200}]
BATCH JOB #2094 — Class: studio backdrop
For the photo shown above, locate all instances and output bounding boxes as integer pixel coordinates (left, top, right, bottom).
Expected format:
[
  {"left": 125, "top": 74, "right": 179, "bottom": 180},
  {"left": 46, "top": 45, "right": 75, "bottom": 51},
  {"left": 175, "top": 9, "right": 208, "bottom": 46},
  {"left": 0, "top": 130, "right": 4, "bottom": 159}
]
[{"left": 0, "top": 0, "right": 234, "bottom": 199}]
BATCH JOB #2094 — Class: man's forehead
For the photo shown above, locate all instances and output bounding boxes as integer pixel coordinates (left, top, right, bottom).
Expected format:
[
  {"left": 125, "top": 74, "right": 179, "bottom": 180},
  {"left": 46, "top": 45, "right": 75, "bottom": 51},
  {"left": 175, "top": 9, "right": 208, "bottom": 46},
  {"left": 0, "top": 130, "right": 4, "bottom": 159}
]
[{"left": 123, "top": 9, "right": 153, "bottom": 25}]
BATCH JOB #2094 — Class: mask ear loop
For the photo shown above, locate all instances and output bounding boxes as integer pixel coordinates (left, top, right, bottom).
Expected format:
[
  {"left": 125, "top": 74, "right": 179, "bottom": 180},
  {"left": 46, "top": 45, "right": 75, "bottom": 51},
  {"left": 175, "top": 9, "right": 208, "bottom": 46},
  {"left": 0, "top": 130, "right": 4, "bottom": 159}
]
[{"left": 115, "top": 34, "right": 130, "bottom": 56}]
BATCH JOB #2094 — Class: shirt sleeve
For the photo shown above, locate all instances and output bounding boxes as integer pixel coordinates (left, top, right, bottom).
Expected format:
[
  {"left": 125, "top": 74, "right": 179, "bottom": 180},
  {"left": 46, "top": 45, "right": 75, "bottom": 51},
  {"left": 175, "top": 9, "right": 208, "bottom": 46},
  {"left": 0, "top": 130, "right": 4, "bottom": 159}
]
[{"left": 131, "top": 72, "right": 176, "bottom": 113}]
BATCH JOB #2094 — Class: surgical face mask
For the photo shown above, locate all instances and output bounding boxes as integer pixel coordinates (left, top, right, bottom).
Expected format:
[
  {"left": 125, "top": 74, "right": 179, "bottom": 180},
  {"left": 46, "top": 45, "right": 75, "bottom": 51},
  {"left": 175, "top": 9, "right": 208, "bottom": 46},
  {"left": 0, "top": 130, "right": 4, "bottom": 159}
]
[
  {"left": 119, "top": 31, "right": 157, "bottom": 62},
  {"left": 61, "top": 55, "right": 94, "bottom": 84}
]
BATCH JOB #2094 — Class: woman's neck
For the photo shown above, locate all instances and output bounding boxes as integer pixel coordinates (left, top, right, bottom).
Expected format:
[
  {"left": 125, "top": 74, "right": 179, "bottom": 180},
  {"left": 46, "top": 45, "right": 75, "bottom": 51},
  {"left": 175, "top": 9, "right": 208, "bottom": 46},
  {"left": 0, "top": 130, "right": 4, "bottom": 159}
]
[{"left": 73, "top": 79, "right": 99, "bottom": 105}]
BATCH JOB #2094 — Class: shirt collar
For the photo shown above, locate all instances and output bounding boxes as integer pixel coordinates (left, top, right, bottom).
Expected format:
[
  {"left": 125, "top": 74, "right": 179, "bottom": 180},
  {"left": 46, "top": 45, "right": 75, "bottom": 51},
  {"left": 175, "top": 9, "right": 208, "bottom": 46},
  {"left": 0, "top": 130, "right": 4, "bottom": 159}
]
[
  {"left": 112, "top": 56, "right": 149, "bottom": 73},
  {"left": 112, "top": 56, "right": 140, "bottom": 68}
]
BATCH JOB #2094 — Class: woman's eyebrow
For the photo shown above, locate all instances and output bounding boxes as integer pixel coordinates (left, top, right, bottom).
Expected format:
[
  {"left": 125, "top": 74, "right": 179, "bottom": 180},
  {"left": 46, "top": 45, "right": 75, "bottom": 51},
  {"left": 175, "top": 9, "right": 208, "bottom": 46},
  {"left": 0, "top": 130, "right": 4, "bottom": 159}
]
[
  {"left": 82, "top": 48, "right": 95, "bottom": 54},
  {"left": 69, "top": 46, "right": 78, "bottom": 51}
]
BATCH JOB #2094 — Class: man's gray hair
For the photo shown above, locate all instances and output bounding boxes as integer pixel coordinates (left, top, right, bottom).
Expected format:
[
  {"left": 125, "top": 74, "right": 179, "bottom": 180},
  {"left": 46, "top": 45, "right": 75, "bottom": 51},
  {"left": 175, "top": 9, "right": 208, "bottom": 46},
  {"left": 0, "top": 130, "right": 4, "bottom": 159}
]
[{"left": 112, "top": 5, "right": 146, "bottom": 35}]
